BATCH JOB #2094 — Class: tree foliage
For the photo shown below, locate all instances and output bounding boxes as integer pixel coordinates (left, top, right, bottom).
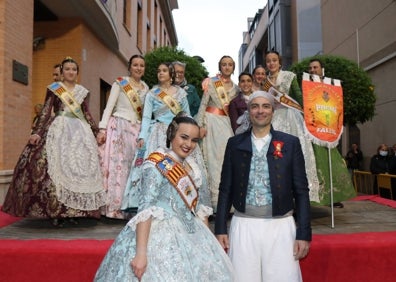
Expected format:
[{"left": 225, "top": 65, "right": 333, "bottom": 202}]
[
  {"left": 142, "top": 46, "right": 209, "bottom": 98},
  {"left": 289, "top": 55, "right": 376, "bottom": 125}
]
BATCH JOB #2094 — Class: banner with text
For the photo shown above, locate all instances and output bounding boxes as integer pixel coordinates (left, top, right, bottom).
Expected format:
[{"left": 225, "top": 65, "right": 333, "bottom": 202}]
[{"left": 302, "top": 73, "right": 344, "bottom": 148}]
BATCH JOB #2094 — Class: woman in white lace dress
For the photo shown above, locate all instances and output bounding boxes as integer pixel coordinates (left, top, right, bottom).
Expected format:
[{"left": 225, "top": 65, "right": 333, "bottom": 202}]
[
  {"left": 95, "top": 114, "right": 234, "bottom": 282},
  {"left": 195, "top": 55, "right": 238, "bottom": 210},
  {"left": 264, "top": 51, "right": 320, "bottom": 202},
  {"left": 2, "top": 57, "right": 106, "bottom": 227}
]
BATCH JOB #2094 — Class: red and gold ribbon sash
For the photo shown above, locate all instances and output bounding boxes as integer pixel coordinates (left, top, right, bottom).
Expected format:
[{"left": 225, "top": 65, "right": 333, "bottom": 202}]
[
  {"left": 48, "top": 82, "right": 85, "bottom": 120},
  {"left": 262, "top": 79, "right": 303, "bottom": 112},
  {"left": 148, "top": 152, "right": 198, "bottom": 211},
  {"left": 212, "top": 77, "right": 230, "bottom": 115},
  {"left": 116, "top": 77, "right": 143, "bottom": 120},
  {"left": 153, "top": 87, "right": 181, "bottom": 115}
]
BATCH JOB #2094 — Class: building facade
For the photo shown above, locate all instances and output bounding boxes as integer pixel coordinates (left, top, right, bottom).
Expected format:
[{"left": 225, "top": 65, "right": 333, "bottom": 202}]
[
  {"left": 240, "top": 0, "right": 322, "bottom": 73},
  {"left": 321, "top": 0, "right": 396, "bottom": 168},
  {"left": 240, "top": 0, "right": 395, "bottom": 169},
  {"left": 0, "top": 0, "right": 179, "bottom": 203}
]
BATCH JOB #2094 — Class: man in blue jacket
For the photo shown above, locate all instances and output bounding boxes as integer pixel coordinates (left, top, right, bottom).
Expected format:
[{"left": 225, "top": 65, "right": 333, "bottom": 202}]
[{"left": 215, "top": 91, "right": 311, "bottom": 281}]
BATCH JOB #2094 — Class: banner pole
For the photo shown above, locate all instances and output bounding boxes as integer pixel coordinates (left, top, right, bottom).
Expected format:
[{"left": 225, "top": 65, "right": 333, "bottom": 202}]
[{"left": 329, "top": 146, "right": 335, "bottom": 228}]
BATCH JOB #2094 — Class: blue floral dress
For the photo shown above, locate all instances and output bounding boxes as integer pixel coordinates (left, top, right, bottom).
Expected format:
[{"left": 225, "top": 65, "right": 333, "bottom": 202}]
[{"left": 95, "top": 148, "right": 234, "bottom": 282}]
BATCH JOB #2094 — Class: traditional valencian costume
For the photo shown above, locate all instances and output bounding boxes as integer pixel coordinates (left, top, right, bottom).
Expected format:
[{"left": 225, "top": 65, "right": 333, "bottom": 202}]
[
  {"left": 122, "top": 86, "right": 208, "bottom": 210},
  {"left": 98, "top": 76, "right": 149, "bottom": 218},
  {"left": 195, "top": 76, "right": 238, "bottom": 209},
  {"left": 95, "top": 148, "right": 234, "bottom": 281},
  {"left": 2, "top": 82, "right": 106, "bottom": 218}
]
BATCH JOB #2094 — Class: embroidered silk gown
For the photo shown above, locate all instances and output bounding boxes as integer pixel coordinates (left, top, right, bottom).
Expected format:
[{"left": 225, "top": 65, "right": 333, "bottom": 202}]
[
  {"left": 98, "top": 77, "right": 149, "bottom": 219},
  {"left": 2, "top": 84, "right": 105, "bottom": 218},
  {"left": 95, "top": 148, "right": 234, "bottom": 282},
  {"left": 195, "top": 77, "right": 238, "bottom": 210}
]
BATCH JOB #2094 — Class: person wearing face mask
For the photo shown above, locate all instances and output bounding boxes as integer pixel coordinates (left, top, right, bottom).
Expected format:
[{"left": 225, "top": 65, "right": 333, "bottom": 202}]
[{"left": 370, "top": 144, "right": 391, "bottom": 195}]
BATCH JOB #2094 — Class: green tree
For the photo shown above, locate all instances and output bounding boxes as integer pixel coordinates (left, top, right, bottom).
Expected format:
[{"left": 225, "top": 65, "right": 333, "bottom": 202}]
[
  {"left": 289, "top": 55, "right": 376, "bottom": 125},
  {"left": 143, "top": 46, "right": 209, "bottom": 98}
]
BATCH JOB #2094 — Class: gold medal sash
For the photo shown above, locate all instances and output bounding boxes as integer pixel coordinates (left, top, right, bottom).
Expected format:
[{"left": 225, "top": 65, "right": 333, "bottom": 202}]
[
  {"left": 212, "top": 77, "right": 230, "bottom": 115},
  {"left": 48, "top": 82, "right": 86, "bottom": 120},
  {"left": 262, "top": 79, "right": 303, "bottom": 112},
  {"left": 153, "top": 87, "right": 181, "bottom": 115},
  {"left": 116, "top": 77, "right": 143, "bottom": 120},
  {"left": 148, "top": 152, "right": 198, "bottom": 211}
]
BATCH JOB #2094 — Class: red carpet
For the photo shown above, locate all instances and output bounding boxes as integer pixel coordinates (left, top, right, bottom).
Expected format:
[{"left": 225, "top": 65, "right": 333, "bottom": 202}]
[
  {"left": 350, "top": 195, "right": 396, "bottom": 208},
  {"left": 0, "top": 233, "right": 396, "bottom": 282},
  {"left": 301, "top": 231, "right": 396, "bottom": 282},
  {"left": 0, "top": 206, "right": 22, "bottom": 228},
  {"left": 0, "top": 239, "right": 113, "bottom": 282},
  {"left": 1, "top": 200, "right": 396, "bottom": 281}
]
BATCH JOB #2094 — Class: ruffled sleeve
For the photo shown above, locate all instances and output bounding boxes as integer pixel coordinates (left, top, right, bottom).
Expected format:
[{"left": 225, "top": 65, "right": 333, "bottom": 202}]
[{"left": 126, "top": 206, "right": 165, "bottom": 231}]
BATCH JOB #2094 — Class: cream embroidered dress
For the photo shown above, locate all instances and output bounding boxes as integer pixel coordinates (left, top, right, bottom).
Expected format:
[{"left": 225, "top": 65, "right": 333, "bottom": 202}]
[
  {"left": 269, "top": 70, "right": 321, "bottom": 202},
  {"left": 95, "top": 148, "right": 234, "bottom": 282},
  {"left": 46, "top": 83, "right": 106, "bottom": 211},
  {"left": 98, "top": 77, "right": 149, "bottom": 218},
  {"left": 195, "top": 77, "right": 238, "bottom": 209}
]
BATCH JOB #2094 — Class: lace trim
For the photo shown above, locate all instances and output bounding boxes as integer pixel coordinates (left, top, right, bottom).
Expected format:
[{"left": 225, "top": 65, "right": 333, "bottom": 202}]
[
  {"left": 72, "top": 84, "right": 89, "bottom": 103},
  {"left": 196, "top": 205, "right": 213, "bottom": 221},
  {"left": 127, "top": 206, "right": 165, "bottom": 231},
  {"left": 46, "top": 118, "right": 106, "bottom": 210},
  {"left": 56, "top": 187, "right": 106, "bottom": 211},
  {"left": 185, "top": 155, "right": 202, "bottom": 187}
]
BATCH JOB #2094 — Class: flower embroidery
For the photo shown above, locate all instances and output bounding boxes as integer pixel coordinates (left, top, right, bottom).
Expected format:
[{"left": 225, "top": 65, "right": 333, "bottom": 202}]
[{"left": 272, "top": 141, "right": 284, "bottom": 159}]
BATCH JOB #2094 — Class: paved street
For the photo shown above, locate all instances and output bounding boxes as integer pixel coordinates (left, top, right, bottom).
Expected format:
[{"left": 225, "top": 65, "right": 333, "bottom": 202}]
[{"left": 1, "top": 199, "right": 396, "bottom": 240}]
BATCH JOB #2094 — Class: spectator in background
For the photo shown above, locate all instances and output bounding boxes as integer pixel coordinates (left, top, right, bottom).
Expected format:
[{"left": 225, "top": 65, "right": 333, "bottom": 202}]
[
  {"left": 52, "top": 63, "right": 61, "bottom": 82},
  {"left": 390, "top": 143, "right": 396, "bottom": 157},
  {"left": 308, "top": 58, "right": 324, "bottom": 80},
  {"left": 346, "top": 143, "right": 364, "bottom": 173},
  {"left": 370, "top": 143, "right": 391, "bottom": 195},
  {"left": 173, "top": 61, "right": 201, "bottom": 117}
]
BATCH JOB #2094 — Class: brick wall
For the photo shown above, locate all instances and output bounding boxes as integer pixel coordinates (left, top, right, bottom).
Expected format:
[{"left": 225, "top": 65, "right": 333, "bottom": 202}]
[{"left": 0, "top": 0, "right": 33, "bottom": 170}]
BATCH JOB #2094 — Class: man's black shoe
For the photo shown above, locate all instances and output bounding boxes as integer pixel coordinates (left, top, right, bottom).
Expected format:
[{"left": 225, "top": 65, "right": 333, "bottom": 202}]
[{"left": 333, "top": 202, "right": 344, "bottom": 208}]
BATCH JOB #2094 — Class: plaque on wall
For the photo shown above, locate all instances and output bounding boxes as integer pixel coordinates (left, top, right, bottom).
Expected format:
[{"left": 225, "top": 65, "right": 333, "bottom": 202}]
[{"left": 12, "top": 60, "right": 29, "bottom": 85}]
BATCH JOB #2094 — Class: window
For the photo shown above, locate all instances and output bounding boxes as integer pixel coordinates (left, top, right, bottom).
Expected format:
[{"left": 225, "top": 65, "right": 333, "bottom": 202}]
[{"left": 123, "top": 0, "right": 131, "bottom": 32}]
